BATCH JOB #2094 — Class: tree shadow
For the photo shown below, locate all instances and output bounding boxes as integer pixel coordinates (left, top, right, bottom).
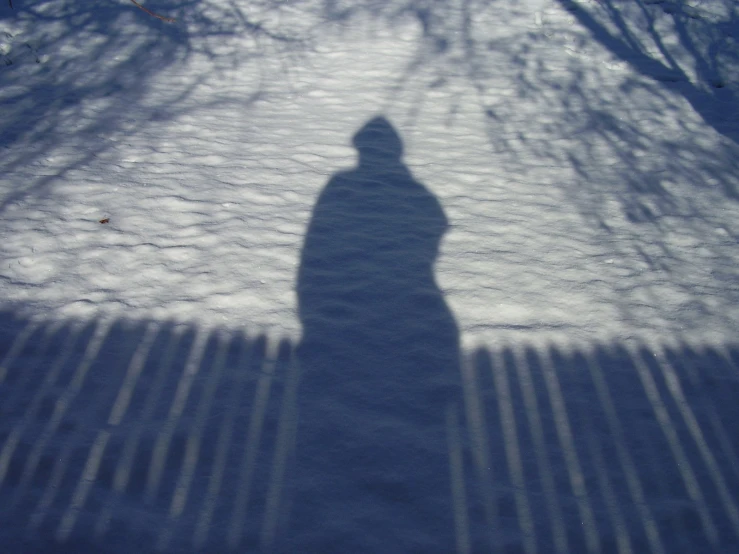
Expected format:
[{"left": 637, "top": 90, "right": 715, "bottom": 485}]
[
  {"left": 556, "top": 0, "right": 739, "bottom": 148},
  {"left": 289, "top": 116, "right": 462, "bottom": 553},
  {"left": 0, "top": 0, "right": 307, "bottom": 216}
]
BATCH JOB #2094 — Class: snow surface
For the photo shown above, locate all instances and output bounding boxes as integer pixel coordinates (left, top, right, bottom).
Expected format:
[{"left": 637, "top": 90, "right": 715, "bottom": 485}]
[{"left": 1, "top": 0, "right": 738, "bottom": 552}]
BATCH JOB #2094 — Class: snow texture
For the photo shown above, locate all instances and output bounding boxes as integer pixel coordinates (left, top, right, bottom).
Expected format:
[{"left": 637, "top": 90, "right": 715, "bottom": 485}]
[{"left": 1, "top": 0, "right": 738, "bottom": 552}]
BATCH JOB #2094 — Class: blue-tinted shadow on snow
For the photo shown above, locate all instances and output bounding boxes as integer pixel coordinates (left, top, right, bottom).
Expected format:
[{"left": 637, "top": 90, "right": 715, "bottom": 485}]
[
  {"left": 1, "top": 308, "right": 739, "bottom": 553},
  {"left": 292, "top": 116, "right": 462, "bottom": 553},
  {"left": 556, "top": 0, "right": 739, "bottom": 162}
]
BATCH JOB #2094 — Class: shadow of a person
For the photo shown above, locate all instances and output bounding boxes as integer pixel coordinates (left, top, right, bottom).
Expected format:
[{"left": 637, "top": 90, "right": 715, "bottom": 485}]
[{"left": 288, "top": 117, "right": 462, "bottom": 553}]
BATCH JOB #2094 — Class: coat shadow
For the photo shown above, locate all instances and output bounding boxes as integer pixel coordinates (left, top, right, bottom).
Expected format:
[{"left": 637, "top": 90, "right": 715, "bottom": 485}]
[{"left": 288, "top": 116, "right": 462, "bottom": 553}]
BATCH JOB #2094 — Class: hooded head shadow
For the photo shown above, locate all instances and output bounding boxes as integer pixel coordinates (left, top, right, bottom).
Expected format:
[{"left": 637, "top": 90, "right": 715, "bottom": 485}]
[{"left": 289, "top": 116, "right": 462, "bottom": 552}]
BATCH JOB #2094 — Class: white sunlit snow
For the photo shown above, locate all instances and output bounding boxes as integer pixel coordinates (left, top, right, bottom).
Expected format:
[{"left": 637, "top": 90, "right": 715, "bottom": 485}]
[{"left": 1, "top": 0, "right": 738, "bottom": 552}]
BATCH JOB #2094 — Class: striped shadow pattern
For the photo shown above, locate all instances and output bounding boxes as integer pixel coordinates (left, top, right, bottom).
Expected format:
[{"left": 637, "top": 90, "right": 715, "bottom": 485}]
[{"left": 1, "top": 311, "right": 738, "bottom": 553}]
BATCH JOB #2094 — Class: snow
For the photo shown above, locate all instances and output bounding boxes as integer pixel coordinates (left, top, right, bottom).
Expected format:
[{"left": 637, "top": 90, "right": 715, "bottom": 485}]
[{"left": 0, "top": 0, "right": 738, "bottom": 552}]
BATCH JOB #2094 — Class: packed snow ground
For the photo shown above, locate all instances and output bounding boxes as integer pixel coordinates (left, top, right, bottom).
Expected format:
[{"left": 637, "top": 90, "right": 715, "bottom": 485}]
[
  {"left": 1, "top": 0, "right": 737, "bottom": 346},
  {"left": 1, "top": 0, "right": 738, "bottom": 552}
]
